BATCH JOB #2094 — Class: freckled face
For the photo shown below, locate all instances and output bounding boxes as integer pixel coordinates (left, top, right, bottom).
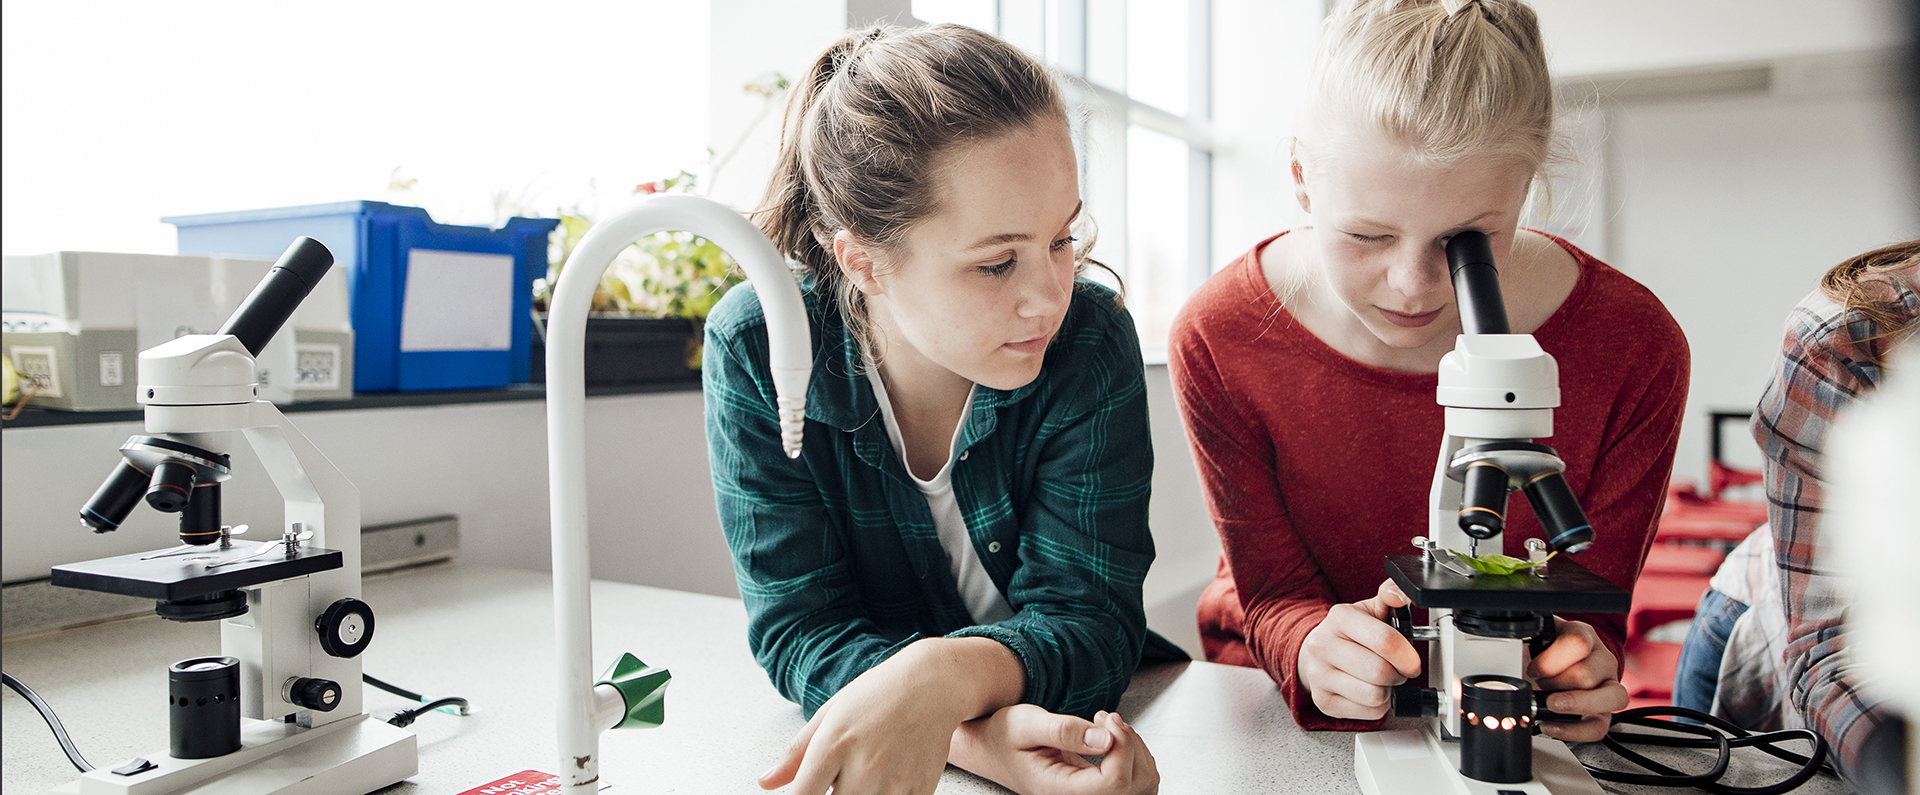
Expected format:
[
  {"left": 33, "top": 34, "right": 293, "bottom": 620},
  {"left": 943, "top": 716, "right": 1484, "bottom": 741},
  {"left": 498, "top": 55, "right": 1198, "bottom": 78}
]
[
  {"left": 866, "top": 121, "right": 1082, "bottom": 391},
  {"left": 1301, "top": 127, "right": 1533, "bottom": 351}
]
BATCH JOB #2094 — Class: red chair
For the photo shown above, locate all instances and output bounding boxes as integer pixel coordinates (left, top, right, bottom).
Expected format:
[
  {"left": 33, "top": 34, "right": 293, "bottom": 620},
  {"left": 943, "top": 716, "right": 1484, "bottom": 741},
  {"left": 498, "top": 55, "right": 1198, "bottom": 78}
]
[{"left": 1620, "top": 411, "right": 1767, "bottom": 707}]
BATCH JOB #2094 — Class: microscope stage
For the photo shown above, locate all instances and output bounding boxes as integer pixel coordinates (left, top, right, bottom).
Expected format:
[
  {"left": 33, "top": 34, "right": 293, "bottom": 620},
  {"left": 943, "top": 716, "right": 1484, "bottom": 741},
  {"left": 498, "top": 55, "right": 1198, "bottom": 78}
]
[
  {"left": 52, "top": 545, "right": 343, "bottom": 601},
  {"left": 1386, "top": 555, "right": 1630, "bottom": 614}
]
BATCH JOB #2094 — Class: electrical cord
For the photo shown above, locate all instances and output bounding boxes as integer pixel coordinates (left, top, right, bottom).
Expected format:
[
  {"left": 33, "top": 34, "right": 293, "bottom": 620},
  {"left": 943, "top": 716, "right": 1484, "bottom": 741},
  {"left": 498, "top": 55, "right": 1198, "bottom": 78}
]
[
  {"left": 3, "top": 671, "right": 94, "bottom": 772},
  {"left": 364, "top": 673, "right": 470, "bottom": 727},
  {"left": 384, "top": 697, "right": 472, "bottom": 728},
  {"left": 362, "top": 673, "right": 425, "bottom": 702},
  {"left": 6, "top": 668, "right": 467, "bottom": 771},
  {"left": 1582, "top": 706, "right": 1830, "bottom": 795}
]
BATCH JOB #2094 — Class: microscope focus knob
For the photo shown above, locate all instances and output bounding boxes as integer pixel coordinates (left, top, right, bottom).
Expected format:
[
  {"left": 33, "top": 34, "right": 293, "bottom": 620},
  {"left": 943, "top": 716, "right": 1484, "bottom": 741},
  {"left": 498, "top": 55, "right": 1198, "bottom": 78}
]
[
  {"left": 1391, "top": 684, "right": 1439, "bottom": 718},
  {"left": 286, "top": 677, "right": 342, "bottom": 712},
  {"left": 315, "top": 598, "right": 375, "bottom": 658},
  {"left": 1388, "top": 604, "right": 1415, "bottom": 641}
]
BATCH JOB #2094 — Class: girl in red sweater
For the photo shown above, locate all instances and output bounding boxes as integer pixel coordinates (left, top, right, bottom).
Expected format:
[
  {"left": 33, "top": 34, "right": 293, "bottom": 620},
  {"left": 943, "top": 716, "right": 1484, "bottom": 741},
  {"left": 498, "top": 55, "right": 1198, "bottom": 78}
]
[{"left": 1169, "top": 0, "right": 1688, "bottom": 742}]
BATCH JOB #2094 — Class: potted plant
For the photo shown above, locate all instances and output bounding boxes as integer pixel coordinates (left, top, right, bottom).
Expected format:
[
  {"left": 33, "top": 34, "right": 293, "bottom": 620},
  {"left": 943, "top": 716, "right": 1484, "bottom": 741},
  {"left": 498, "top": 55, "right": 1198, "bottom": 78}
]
[{"left": 527, "top": 172, "right": 746, "bottom": 386}]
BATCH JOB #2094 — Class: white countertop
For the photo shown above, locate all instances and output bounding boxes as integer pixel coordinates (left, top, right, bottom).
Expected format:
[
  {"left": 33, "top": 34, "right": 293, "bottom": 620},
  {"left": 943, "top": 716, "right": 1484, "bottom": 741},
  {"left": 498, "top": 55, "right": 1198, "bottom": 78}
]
[{"left": 2, "top": 563, "right": 1848, "bottom": 794}]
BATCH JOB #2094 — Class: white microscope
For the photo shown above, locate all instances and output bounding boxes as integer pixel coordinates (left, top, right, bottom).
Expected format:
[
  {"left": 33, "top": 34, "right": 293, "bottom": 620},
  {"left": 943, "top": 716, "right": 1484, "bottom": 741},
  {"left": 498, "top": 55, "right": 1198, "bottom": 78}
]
[
  {"left": 1354, "top": 231, "right": 1630, "bottom": 795},
  {"left": 50, "top": 238, "right": 416, "bottom": 794}
]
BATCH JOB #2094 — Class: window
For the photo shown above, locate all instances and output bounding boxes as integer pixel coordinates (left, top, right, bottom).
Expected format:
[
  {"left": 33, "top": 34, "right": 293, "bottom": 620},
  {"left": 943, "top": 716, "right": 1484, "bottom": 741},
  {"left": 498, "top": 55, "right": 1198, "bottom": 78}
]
[
  {"left": 0, "top": 3, "right": 713, "bottom": 257},
  {"left": 913, "top": 0, "right": 1213, "bottom": 360}
]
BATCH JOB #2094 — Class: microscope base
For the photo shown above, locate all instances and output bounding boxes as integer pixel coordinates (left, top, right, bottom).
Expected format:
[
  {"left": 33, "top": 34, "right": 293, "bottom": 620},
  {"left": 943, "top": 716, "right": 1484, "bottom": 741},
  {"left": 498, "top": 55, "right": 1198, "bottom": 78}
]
[
  {"left": 52, "top": 713, "right": 416, "bottom": 795},
  {"left": 1355, "top": 723, "right": 1602, "bottom": 795}
]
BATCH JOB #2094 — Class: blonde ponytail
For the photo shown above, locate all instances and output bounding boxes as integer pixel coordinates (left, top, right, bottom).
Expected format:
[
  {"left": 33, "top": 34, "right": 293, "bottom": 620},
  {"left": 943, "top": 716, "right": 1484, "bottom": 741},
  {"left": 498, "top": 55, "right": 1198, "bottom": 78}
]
[{"left": 1305, "top": 0, "right": 1554, "bottom": 176}]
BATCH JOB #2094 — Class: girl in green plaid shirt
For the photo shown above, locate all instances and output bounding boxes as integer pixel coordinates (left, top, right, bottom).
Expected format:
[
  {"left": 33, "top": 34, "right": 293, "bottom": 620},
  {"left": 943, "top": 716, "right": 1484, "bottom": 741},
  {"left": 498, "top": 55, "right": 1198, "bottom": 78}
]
[{"left": 704, "top": 24, "right": 1178, "bottom": 795}]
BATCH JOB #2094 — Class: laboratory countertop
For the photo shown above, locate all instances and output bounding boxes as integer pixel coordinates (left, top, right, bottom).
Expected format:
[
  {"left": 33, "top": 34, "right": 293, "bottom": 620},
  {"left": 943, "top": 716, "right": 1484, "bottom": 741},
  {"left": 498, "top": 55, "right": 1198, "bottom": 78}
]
[{"left": 2, "top": 563, "right": 1848, "bottom": 794}]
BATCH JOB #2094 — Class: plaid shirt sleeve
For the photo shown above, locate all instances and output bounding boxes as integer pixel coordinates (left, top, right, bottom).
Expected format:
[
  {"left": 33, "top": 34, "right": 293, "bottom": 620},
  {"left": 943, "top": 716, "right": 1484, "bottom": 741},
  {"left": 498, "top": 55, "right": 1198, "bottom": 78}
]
[
  {"left": 704, "top": 312, "right": 917, "bottom": 716},
  {"left": 947, "top": 295, "right": 1157, "bottom": 718},
  {"left": 1752, "top": 290, "right": 1907, "bottom": 779}
]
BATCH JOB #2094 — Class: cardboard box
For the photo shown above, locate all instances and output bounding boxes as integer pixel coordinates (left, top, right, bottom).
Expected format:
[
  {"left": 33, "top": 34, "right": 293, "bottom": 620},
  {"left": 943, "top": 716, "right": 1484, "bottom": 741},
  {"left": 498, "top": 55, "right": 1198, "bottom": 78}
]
[{"left": 1, "top": 251, "right": 353, "bottom": 411}]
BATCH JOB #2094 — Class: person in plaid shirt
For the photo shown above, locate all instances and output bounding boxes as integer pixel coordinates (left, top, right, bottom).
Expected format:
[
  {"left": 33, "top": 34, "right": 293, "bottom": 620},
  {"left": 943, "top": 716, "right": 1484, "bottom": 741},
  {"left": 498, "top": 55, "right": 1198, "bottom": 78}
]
[
  {"left": 1692, "top": 238, "right": 1917, "bottom": 791},
  {"left": 705, "top": 24, "right": 1178, "bottom": 795}
]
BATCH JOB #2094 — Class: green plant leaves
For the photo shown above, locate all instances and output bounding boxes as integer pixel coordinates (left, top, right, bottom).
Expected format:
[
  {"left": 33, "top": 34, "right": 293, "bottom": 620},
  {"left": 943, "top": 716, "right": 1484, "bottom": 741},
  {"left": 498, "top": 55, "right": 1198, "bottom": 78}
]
[
  {"left": 531, "top": 174, "right": 744, "bottom": 319},
  {"left": 1450, "top": 550, "right": 1556, "bottom": 576}
]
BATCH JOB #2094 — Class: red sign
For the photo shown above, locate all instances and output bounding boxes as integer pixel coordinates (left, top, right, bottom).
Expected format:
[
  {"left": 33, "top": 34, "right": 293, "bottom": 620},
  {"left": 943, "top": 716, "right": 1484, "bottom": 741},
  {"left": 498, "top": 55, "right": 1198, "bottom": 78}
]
[{"left": 456, "top": 770, "right": 562, "bottom": 795}]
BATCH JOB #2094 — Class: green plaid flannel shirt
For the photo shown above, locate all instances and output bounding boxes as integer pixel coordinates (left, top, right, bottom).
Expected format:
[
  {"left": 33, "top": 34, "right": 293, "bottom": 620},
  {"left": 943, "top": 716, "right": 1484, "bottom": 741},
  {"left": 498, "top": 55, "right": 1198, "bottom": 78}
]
[{"left": 704, "top": 277, "right": 1179, "bottom": 719}]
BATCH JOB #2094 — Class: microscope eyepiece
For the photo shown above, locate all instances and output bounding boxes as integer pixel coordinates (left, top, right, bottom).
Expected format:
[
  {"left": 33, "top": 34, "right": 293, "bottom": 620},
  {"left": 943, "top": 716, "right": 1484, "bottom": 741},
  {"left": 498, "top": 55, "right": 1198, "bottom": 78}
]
[
  {"left": 218, "top": 236, "right": 333, "bottom": 357},
  {"left": 1446, "top": 231, "right": 1510, "bottom": 335}
]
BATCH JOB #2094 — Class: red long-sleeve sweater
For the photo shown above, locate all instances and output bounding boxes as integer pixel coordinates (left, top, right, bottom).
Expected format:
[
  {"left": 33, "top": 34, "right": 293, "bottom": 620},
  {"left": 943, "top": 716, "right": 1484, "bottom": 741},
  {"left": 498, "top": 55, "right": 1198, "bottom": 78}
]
[{"left": 1170, "top": 231, "right": 1689, "bottom": 731}]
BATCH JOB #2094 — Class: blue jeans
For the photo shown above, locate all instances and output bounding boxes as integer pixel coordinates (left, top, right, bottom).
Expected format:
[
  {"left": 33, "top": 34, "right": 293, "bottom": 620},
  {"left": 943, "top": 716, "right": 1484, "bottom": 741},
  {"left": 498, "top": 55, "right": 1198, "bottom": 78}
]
[{"left": 1671, "top": 587, "right": 1750, "bottom": 713}]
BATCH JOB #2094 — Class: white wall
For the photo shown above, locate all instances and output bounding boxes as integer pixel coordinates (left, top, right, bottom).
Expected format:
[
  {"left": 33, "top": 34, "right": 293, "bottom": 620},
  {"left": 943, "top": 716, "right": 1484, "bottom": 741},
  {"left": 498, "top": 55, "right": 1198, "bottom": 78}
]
[
  {"left": 1601, "top": 81, "right": 1918, "bottom": 484},
  {"left": 705, "top": 0, "right": 849, "bottom": 210},
  {"left": 1534, "top": 0, "right": 1905, "bottom": 78},
  {"left": 0, "top": 393, "right": 739, "bottom": 597}
]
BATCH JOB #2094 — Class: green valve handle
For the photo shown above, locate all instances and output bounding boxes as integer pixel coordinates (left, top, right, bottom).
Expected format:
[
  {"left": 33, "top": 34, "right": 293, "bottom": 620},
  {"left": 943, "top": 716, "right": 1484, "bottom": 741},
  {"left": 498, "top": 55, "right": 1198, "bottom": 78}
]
[{"left": 596, "top": 652, "right": 670, "bottom": 730}]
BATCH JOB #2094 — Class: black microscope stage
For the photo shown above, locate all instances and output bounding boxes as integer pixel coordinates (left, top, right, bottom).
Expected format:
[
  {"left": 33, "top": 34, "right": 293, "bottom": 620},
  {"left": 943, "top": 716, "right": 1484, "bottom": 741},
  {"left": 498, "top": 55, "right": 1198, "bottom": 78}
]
[
  {"left": 53, "top": 545, "right": 343, "bottom": 602},
  {"left": 1385, "top": 554, "right": 1631, "bottom": 614}
]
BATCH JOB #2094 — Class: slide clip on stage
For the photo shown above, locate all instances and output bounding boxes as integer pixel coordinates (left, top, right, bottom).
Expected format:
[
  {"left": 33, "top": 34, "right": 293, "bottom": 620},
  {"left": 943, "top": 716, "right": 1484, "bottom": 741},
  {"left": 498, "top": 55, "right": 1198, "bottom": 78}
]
[
  {"left": 48, "top": 238, "right": 417, "bottom": 794},
  {"left": 543, "top": 194, "right": 812, "bottom": 792},
  {"left": 1353, "top": 232, "right": 1631, "bottom": 795}
]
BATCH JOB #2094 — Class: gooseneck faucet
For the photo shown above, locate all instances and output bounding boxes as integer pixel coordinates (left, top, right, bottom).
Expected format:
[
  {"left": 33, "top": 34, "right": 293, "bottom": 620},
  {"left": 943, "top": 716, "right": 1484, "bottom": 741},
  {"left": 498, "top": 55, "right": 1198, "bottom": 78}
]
[{"left": 543, "top": 194, "right": 812, "bottom": 792}]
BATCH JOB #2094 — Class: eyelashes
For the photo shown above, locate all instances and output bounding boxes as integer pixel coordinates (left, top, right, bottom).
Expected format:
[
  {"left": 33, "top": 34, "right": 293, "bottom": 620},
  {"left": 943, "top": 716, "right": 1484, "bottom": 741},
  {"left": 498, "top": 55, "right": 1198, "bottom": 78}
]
[{"left": 978, "top": 236, "right": 1077, "bottom": 278}]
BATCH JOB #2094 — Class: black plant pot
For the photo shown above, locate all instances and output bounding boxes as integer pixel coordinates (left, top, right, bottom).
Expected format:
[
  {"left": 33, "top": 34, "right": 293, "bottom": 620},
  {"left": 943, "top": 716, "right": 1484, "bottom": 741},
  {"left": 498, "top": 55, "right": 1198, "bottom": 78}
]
[{"left": 530, "top": 315, "right": 702, "bottom": 386}]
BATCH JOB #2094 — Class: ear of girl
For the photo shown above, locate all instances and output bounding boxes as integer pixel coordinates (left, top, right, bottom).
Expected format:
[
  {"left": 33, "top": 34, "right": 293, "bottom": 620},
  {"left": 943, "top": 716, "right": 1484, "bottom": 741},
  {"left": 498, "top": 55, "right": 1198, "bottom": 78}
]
[
  {"left": 706, "top": 22, "right": 1179, "bottom": 795},
  {"left": 1172, "top": 0, "right": 1687, "bottom": 745}
]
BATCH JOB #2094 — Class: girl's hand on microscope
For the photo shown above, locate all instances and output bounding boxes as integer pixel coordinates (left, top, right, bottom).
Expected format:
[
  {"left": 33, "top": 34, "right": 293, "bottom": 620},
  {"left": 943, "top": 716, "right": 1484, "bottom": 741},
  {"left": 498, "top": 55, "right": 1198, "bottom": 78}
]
[
  {"left": 950, "top": 705, "right": 1160, "bottom": 795},
  {"left": 1524, "top": 617, "right": 1627, "bottom": 743},
  {"left": 758, "top": 637, "right": 1023, "bottom": 795},
  {"left": 1299, "top": 579, "right": 1424, "bottom": 720}
]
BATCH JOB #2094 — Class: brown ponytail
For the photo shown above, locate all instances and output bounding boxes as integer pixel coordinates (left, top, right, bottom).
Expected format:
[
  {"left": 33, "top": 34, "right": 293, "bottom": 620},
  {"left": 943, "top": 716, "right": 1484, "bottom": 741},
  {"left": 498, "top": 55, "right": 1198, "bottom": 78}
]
[
  {"left": 753, "top": 24, "right": 1070, "bottom": 349},
  {"left": 1818, "top": 239, "right": 1920, "bottom": 363}
]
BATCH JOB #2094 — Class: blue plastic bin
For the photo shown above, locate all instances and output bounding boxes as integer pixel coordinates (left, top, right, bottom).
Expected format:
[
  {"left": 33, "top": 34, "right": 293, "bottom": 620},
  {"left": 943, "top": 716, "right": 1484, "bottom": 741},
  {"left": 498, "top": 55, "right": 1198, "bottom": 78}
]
[{"left": 165, "top": 201, "right": 558, "bottom": 392}]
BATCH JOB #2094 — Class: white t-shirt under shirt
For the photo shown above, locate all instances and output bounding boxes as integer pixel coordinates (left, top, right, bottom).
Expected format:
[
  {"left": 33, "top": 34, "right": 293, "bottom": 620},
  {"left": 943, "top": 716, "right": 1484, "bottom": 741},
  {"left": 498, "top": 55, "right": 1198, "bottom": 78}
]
[{"left": 865, "top": 365, "right": 1016, "bottom": 625}]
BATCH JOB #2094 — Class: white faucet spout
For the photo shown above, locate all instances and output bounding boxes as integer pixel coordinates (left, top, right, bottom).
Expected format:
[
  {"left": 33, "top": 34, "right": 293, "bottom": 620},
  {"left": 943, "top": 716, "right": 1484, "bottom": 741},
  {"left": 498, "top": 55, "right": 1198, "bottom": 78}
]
[{"left": 544, "top": 194, "right": 811, "bottom": 791}]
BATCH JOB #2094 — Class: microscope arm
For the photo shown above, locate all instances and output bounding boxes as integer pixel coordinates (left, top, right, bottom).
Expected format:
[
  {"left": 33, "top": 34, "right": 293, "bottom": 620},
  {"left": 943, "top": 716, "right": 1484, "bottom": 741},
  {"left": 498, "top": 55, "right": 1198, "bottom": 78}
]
[{"left": 544, "top": 194, "right": 811, "bottom": 792}]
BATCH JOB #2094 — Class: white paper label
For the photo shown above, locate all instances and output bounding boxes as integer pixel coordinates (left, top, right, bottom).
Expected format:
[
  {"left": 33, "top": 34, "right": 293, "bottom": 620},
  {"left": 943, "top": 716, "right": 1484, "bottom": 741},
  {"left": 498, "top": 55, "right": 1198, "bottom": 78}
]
[
  {"left": 399, "top": 249, "right": 514, "bottom": 352},
  {"left": 295, "top": 343, "right": 342, "bottom": 390},
  {"left": 10, "top": 345, "right": 62, "bottom": 398},
  {"left": 98, "top": 351, "right": 124, "bottom": 387}
]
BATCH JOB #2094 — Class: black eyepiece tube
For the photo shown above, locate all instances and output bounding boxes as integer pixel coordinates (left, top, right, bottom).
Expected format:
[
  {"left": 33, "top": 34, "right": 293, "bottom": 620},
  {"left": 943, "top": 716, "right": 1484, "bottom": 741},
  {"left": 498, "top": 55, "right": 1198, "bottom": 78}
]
[
  {"left": 1446, "top": 231, "right": 1510, "bottom": 335},
  {"left": 1523, "top": 472, "right": 1594, "bottom": 554},
  {"left": 217, "top": 237, "right": 333, "bottom": 356},
  {"left": 80, "top": 460, "right": 149, "bottom": 532},
  {"left": 1458, "top": 461, "right": 1508, "bottom": 539}
]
